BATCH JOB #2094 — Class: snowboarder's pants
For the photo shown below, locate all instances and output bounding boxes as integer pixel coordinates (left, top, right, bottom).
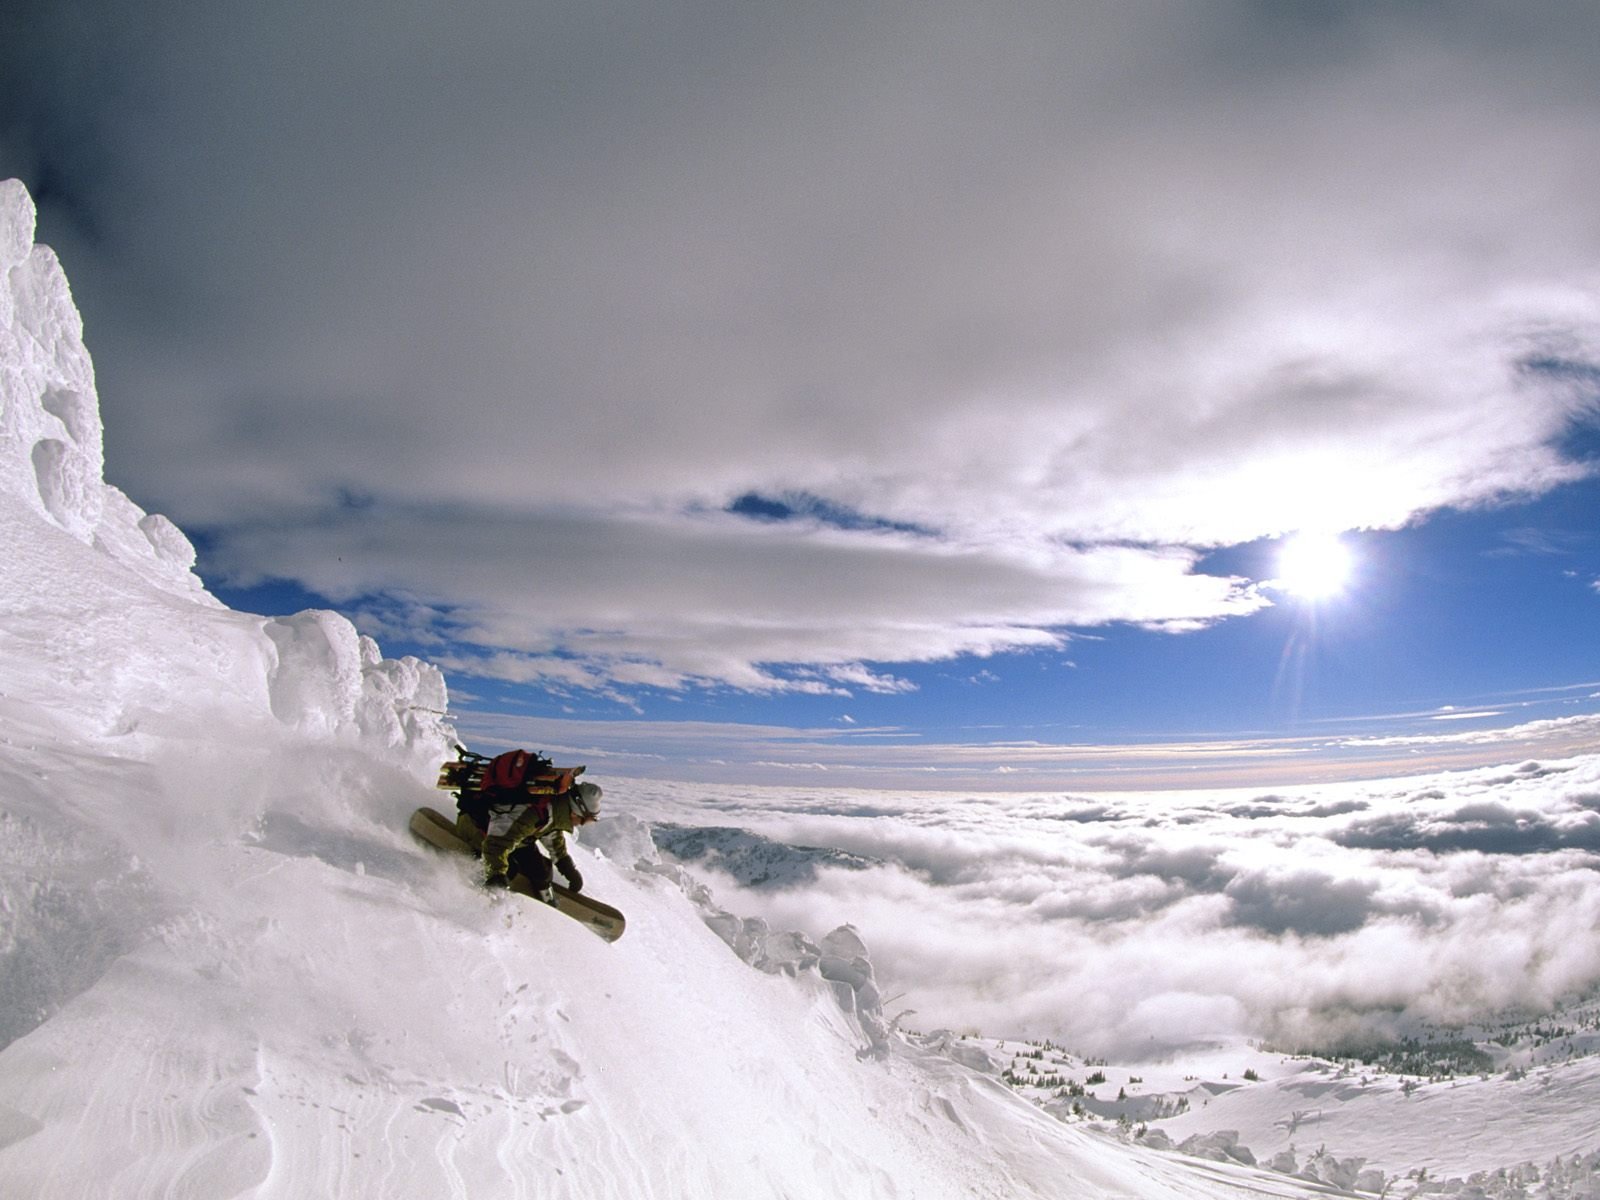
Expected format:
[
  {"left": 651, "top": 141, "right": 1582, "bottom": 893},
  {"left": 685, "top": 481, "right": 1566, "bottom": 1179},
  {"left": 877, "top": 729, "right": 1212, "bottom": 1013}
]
[
  {"left": 481, "top": 805, "right": 547, "bottom": 878},
  {"left": 454, "top": 810, "right": 485, "bottom": 850},
  {"left": 517, "top": 848, "right": 555, "bottom": 892}
]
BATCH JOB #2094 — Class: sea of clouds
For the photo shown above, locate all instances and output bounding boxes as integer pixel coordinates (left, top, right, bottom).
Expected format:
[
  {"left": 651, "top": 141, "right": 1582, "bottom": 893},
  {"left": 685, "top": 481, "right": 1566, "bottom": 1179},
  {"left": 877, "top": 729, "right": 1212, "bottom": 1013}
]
[{"left": 618, "top": 754, "right": 1600, "bottom": 1058}]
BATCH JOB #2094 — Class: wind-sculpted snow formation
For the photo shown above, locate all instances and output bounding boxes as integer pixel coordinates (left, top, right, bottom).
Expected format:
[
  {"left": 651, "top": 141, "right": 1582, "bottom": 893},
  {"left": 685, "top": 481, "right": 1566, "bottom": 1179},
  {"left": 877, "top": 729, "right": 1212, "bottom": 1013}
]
[
  {"left": 0, "top": 179, "right": 212, "bottom": 603},
  {"left": 0, "top": 178, "right": 1343, "bottom": 1198},
  {"left": 0, "top": 178, "right": 448, "bottom": 759}
]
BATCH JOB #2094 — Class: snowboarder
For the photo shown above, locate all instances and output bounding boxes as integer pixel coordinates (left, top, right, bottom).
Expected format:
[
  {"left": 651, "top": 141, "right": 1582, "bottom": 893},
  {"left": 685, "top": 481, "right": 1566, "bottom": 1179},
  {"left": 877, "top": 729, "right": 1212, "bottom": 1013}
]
[{"left": 457, "top": 776, "right": 602, "bottom": 899}]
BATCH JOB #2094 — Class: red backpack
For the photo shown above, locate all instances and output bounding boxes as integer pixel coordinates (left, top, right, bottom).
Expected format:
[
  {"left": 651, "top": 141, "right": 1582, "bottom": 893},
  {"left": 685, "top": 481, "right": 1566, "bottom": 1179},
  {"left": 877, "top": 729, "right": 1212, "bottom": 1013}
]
[
  {"left": 481, "top": 749, "right": 542, "bottom": 791},
  {"left": 479, "top": 749, "right": 583, "bottom": 796}
]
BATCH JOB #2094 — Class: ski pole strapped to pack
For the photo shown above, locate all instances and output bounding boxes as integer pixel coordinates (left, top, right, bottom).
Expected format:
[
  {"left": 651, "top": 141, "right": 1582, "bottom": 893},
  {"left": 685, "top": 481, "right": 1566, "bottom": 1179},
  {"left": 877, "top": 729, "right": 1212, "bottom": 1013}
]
[{"left": 436, "top": 746, "right": 586, "bottom": 799}]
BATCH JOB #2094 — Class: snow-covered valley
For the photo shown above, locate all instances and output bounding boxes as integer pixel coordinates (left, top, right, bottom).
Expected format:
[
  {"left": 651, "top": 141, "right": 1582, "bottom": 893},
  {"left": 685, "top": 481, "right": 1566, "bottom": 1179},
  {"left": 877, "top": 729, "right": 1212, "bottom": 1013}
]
[{"left": 5, "top": 174, "right": 1600, "bottom": 1197}]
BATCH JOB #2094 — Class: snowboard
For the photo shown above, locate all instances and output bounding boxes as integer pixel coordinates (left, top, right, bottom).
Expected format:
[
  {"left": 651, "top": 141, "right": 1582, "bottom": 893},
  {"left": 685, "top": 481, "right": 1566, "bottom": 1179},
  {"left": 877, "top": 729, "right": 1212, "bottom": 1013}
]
[{"left": 409, "top": 806, "right": 626, "bottom": 942}]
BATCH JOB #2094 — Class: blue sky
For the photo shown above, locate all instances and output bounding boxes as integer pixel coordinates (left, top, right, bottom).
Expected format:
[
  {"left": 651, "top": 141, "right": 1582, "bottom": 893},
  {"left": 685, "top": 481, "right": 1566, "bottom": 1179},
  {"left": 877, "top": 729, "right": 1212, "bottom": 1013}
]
[
  {"left": 203, "top": 471, "right": 1600, "bottom": 789},
  {"left": 7, "top": 1, "right": 1599, "bottom": 788}
]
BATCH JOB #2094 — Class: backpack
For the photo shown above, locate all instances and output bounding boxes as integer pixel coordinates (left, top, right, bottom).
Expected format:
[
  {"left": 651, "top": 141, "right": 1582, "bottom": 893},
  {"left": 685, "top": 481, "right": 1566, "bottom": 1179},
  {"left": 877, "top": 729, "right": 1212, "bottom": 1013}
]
[
  {"left": 437, "top": 747, "right": 586, "bottom": 831},
  {"left": 481, "top": 748, "right": 549, "bottom": 792},
  {"left": 480, "top": 749, "right": 583, "bottom": 796}
]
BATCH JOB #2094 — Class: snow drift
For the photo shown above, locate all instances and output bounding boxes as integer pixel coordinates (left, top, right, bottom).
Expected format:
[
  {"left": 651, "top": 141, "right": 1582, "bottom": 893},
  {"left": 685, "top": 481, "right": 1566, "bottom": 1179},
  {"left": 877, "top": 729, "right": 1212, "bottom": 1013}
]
[{"left": 0, "top": 179, "right": 1326, "bottom": 1198}]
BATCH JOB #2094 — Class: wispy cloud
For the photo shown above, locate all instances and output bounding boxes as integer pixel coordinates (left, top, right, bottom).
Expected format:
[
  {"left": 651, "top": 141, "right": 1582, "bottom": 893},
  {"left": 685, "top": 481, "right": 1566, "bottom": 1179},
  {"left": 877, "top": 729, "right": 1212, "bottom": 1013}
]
[
  {"left": 1489, "top": 528, "right": 1588, "bottom": 557},
  {"left": 460, "top": 707, "right": 1600, "bottom": 791}
]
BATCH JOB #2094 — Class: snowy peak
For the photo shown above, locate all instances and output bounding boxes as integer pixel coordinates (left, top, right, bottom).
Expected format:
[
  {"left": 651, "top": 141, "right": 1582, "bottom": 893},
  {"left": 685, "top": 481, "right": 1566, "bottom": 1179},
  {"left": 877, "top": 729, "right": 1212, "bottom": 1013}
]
[{"left": 0, "top": 177, "right": 209, "bottom": 601}]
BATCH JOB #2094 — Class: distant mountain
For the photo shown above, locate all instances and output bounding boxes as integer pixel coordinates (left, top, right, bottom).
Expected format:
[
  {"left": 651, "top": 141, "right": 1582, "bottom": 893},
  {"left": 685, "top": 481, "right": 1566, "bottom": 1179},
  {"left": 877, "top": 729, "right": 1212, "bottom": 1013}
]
[{"left": 652, "top": 823, "right": 878, "bottom": 889}]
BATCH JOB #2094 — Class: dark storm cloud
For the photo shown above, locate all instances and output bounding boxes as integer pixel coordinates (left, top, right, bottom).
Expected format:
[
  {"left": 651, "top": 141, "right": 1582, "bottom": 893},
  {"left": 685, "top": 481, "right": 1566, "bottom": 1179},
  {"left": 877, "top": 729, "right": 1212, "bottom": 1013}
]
[{"left": 8, "top": 0, "right": 1600, "bottom": 690}]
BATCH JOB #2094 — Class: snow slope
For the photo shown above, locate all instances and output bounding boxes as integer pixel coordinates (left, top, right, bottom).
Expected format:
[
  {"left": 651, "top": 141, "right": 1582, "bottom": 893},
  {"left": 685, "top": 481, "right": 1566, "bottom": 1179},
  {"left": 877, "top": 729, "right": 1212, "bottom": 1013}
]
[{"left": 0, "top": 178, "right": 1341, "bottom": 1198}]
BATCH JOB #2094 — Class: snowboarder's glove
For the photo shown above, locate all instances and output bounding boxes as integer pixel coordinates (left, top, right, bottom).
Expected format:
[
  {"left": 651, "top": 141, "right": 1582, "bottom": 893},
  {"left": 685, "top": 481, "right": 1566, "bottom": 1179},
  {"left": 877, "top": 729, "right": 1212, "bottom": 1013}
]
[{"left": 556, "top": 855, "right": 582, "bottom": 892}]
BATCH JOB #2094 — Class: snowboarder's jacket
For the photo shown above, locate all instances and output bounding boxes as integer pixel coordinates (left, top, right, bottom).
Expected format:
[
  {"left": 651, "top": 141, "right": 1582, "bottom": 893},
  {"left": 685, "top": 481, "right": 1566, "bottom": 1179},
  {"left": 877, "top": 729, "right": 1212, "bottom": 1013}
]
[
  {"left": 477, "top": 791, "right": 586, "bottom": 889},
  {"left": 501, "top": 790, "right": 579, "bottom": 862}
]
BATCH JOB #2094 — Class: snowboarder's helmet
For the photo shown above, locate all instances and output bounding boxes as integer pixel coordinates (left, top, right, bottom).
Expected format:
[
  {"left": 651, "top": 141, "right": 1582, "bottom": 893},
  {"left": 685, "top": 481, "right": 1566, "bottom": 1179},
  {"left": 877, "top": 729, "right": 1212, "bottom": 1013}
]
[{"left": 573, "top": 781, "right": 602, "bottom": 818}]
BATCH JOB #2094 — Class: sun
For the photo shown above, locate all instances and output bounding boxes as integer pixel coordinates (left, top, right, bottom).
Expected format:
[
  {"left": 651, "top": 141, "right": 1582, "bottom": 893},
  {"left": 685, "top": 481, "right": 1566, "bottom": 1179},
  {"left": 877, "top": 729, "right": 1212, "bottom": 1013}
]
[{"left": 1274, "top": 531, "right": 1355, "bottom": 600}]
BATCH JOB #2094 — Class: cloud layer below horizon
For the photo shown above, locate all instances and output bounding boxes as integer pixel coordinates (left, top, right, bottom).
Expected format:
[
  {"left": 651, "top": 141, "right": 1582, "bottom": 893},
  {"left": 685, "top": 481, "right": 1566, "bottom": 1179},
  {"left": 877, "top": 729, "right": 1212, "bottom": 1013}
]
[
  {"left": 6, "top": 0, "right": 1600, "bottom": 691},
  {"left": 619, "top": 750, "right": 1600, "bottom": 1057}
]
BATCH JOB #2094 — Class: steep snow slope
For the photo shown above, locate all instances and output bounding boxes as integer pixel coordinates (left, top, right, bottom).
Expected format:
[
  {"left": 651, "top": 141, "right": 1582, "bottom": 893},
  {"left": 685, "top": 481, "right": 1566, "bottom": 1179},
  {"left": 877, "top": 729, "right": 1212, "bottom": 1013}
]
[{"left": 0, "top": 178, "right": 1329, "bottom": 1198}]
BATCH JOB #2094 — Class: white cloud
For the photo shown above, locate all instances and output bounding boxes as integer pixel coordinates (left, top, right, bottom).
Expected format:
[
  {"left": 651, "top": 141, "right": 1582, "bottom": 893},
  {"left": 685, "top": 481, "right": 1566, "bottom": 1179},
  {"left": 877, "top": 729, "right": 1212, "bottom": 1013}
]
[
  {"left": 455, "top": 708, "right": 1600, "bottom": 793},
  {"left": 1338, "top": 713, "right": 1600, "bottom": 752},
  {"left": 621, "top": 751, "right": 1600, "bottom": 1055},
  {"left": 208, "top": 503, "right": 1263, "bottom": 692},
  {"left": 11, "top": 1, "right": 1600, "bottom": 690},
  {"left": 819, "top": 664, "right": 918, "bottom": 695}
]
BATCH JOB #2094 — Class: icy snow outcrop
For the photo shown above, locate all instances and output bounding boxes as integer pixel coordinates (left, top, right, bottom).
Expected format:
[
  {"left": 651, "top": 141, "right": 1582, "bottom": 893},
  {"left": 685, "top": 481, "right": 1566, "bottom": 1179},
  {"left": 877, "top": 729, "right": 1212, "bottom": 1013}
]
[
  {"left": 0, "top": 178, "right": 212, "bottom": 602},
  {"left": 1294, "top": 1149, "right": 1385, "bottom": 1194},
  {"left": 1174, "top": 1130, "right": 1257, "bottom": 1167},
  {"left": 0, "top": 179, "right": 451, "bottom": 766},
  {"left": 264, "top": 609, "right": 449, "bottom": 762},
  {"left": 819, "top": 925, "right": 892, "bottom": 1057}
]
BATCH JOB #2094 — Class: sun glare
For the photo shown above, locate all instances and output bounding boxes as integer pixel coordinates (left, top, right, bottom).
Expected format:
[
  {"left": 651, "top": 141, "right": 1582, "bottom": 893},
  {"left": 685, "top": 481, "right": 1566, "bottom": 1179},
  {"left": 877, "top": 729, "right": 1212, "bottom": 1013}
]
[{"left": 1275, "top": 531, "right": 1354, "bottom": 600}]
